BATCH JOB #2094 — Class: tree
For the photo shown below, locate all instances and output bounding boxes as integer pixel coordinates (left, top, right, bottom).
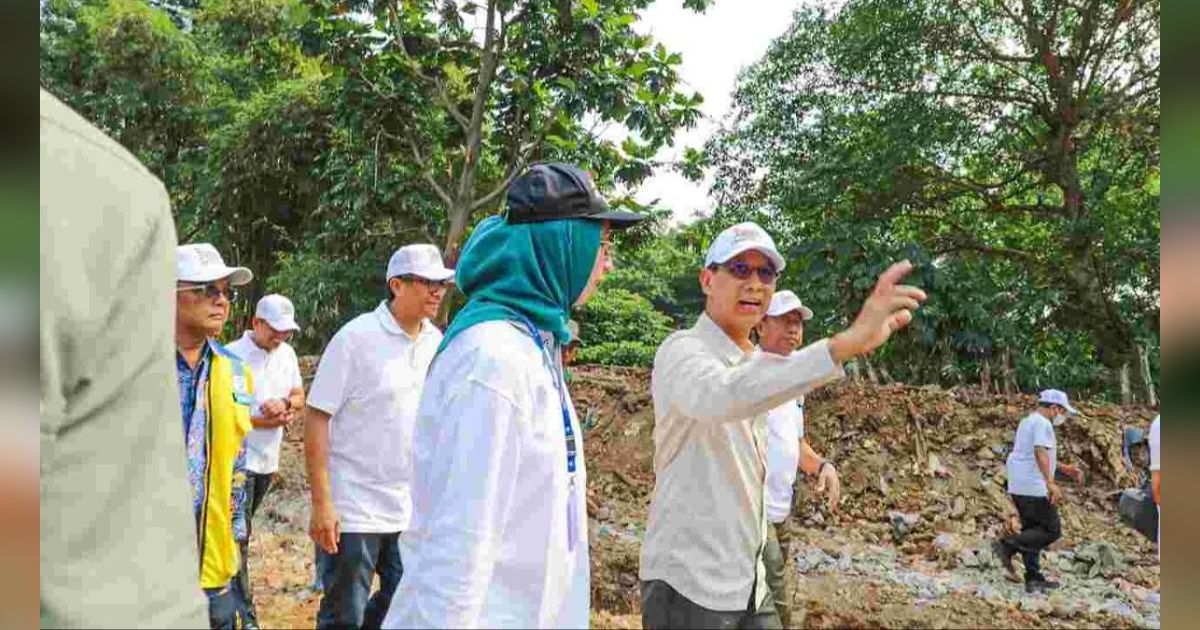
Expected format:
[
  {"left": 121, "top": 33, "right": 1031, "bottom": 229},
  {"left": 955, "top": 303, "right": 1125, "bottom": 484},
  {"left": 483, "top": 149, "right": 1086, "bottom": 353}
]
[{"left": 708, "top": 0, "right": 1158, "bottom": 395}]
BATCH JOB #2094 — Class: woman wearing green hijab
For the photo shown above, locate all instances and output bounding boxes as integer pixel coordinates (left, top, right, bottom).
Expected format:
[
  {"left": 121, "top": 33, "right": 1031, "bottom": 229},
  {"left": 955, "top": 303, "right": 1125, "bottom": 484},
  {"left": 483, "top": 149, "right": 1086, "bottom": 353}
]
[{"left": 384, "top": 164, "right": 644, "bottom": 629}]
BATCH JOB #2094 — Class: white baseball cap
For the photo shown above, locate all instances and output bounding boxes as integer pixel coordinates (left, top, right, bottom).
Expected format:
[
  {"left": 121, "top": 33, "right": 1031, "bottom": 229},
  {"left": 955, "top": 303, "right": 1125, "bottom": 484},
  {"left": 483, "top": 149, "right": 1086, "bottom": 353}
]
[
  {"left": 704, "top": 222, "right": 785, "bottom": 273},
  {"left": 386, "top": 244, "right": 455, "bottom": 282},
  {"left": 1038, "top": 389, "right": 1079, "bottom": 415},
  {"left": 176, "top": 243, "right": 253, "bottom": 286},
  {"left": 255, "top": 294, "right": 300, "bottom": 332},
  {"left": 766, "top": 290, "right": 814, "bottom": 320}
]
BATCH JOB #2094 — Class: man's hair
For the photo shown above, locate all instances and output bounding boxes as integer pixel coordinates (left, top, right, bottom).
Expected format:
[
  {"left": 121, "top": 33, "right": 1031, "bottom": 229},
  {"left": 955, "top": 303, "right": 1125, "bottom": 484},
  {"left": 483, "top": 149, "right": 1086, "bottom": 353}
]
[{"left": 384, "top": 276, "right": 412, "bottom": 303}]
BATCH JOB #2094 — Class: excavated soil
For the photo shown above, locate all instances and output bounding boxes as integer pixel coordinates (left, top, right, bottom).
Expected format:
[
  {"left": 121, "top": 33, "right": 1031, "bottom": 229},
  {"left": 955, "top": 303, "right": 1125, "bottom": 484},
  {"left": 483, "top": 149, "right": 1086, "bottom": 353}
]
[{"left": 248, "top": 364, "right": 1160, "bottom": 628}]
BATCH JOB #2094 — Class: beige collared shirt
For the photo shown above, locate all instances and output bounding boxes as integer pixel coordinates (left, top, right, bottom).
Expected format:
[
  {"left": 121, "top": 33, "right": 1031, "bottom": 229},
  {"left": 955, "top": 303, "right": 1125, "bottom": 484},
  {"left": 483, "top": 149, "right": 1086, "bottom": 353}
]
[{"left": 639, "top": 313, "right": 844, "bottom": 612}]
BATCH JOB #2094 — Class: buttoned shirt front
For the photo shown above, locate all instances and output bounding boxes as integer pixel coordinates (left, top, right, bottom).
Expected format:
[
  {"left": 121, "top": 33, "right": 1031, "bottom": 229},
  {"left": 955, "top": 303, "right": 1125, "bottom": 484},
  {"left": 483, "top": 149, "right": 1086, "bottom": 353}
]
[
  {"left": 640, "top": 313, "right": 843, "bottom": 611},
  {"left": 306, "top": 302, "right": 442, "bottom": 533},
  {"left": 226, "top": 332, "right": 303, "bottom": 475}
]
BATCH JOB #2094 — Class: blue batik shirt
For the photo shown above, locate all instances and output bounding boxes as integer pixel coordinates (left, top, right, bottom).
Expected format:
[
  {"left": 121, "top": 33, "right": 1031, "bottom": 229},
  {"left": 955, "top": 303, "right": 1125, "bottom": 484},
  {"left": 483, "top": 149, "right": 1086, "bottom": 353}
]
[{"left": 177, "top": 340, "right": 249, "bottom": 543}]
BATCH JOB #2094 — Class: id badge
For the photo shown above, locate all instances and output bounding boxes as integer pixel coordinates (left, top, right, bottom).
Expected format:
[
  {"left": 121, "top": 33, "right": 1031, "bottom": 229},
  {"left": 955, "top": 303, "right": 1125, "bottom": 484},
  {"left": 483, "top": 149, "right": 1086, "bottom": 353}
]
[{"left": 567, "top": 477, "right": 580, "bottom": 551}]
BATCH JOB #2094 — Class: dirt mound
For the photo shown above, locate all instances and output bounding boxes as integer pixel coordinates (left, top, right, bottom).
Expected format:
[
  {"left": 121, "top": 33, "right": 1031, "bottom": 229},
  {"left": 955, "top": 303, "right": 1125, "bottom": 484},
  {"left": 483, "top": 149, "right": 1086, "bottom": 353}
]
[
  {"left": 569, "top": 366, "right": 1160, "bottom": 627},
  {"left": 253, "top": 363, "right": 1159, "bottom": 628}
]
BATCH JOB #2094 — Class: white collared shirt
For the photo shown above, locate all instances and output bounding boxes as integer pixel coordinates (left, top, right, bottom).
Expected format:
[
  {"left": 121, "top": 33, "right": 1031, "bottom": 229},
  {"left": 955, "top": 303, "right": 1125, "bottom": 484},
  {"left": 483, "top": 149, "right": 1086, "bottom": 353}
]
[
  {"left": 307, "top": 301, "right": 442, "bottom": 533},
  {"left": 384, "top": 320, "right": 589, "bottom": 629},
  {"left": 640, "top": 313, "right": 843, "bottom": 612},
  {"left": 765, "top": 396, "right": 805, "bottom": 524},
  {"left": 1005, "top": 411, "right": 1057, "bottom": 497},
  {"left": 226, "top": 332, "right": 303, "bottom": 474}
]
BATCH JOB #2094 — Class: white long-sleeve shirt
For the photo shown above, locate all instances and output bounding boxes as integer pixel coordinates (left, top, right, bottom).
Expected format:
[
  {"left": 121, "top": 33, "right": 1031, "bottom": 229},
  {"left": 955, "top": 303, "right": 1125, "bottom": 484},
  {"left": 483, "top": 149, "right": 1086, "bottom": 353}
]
[
  {"left": 383, "top": 320, "right": 589, "bottom": 629},
  {"left": 640, "top": 313, "right": 844, "bottom": 612}
]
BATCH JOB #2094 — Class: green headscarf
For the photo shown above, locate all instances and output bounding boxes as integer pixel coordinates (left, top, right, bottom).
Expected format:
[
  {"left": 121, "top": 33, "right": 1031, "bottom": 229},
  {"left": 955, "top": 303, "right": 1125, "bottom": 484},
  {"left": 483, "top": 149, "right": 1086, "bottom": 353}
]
[{"left": 438, "top": 215, "right": 602, "bottom": 353}]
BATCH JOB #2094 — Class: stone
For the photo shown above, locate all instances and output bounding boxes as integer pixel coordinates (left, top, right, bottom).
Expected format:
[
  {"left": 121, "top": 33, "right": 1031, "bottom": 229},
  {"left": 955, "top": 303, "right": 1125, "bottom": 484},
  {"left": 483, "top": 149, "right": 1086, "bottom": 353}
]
[
  {"left": 952, "top": 495, "right": 967, "bottom": 517},
  {"left": 976, "top": 447, "right": 995, "bottom": 460}
]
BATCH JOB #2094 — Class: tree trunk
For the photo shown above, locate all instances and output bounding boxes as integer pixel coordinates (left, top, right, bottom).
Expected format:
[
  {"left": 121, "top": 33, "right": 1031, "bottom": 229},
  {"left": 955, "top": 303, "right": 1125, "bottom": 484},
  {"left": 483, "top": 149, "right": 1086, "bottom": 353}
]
[
  {"left": 864, "top": 356, "right": 879, "bottom": 385},
  {"left": 980, "top": 357, "right": 992, "bottom": 395},
  {"left": 1138, "top": 344, "right": 1157, "bottom": 408},
  {"left": 879, "top": 365, "right": 895, "bottom": 385},
  {"left": 1119, "top": 362, "right": 1132, "bottom": 406},
  {"left": 1002, "top": 348, "right": 1017, "bottom": 396}
]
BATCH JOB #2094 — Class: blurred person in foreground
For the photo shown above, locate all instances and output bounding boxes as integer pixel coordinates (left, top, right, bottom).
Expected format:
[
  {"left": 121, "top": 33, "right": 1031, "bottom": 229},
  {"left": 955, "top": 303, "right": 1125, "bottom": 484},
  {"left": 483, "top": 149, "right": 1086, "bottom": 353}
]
[
  {"left": 756, "top": 290, "right": 842, "bottom": 628},
  {"left": 640, "top": 221, "right": 926, "bottom": 629},
  {"left": 226, "top": 294, "right": 306, "bottom": 625},
  {"left": 383, "top": 163, "right": 643, "bottom": 628},
  {"left": 174, "top": 243, "right": 258, "bottom": 627},
  {"left": 40, "top": 88, "right": 207, "bottom": 627}
]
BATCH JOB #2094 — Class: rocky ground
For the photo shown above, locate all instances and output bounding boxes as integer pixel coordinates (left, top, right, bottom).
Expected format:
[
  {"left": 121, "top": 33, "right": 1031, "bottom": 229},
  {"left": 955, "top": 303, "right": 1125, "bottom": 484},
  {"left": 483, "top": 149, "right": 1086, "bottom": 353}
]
[{"left": 247, "top": 364, "right": 1160, "bottom": 628}]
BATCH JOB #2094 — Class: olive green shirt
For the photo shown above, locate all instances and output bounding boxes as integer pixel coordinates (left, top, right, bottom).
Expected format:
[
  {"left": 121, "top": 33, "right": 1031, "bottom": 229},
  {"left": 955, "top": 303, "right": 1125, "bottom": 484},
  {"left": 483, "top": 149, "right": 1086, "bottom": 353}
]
[{"left": 40, "top": 89, "right": 207, "bottom": 628}]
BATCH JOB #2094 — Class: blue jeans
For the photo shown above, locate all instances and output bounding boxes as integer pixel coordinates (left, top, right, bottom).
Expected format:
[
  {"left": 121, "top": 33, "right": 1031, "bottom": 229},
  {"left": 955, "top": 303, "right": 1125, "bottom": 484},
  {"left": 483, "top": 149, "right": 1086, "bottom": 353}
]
[
  {"left": 316, "top": 532, "right": 403, "bottom": 629},
  {"left": 205, "top": 582, "right": 251, "bottom": 629}
]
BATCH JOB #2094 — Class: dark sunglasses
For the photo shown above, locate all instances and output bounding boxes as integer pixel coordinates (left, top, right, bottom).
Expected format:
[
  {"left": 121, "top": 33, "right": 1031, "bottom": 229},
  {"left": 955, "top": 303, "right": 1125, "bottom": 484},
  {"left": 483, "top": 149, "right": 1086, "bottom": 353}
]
[
  {"left": 176, "top": 283, "right": 239, "bottom": 302},
  {"left": 717, "top": 260, "right": 779, "bottom": 284}
]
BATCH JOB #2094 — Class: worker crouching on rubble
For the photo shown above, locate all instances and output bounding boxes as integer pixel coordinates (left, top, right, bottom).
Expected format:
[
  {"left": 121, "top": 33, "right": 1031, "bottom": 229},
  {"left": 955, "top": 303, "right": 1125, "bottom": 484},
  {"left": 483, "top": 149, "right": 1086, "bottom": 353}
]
[{"left": 639, "top": 221, "right": 926, "bottom": 630}]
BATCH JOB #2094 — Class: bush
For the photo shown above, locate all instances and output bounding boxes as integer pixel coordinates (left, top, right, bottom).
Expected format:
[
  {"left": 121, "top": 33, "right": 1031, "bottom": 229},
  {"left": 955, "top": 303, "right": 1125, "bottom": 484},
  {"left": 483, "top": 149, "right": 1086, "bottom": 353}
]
[
  {"left": 577, "top": 341, "right": 660, "bottom": 367},
  {"left": 574, "top": 286, "right": 675, "bottom": 366}
]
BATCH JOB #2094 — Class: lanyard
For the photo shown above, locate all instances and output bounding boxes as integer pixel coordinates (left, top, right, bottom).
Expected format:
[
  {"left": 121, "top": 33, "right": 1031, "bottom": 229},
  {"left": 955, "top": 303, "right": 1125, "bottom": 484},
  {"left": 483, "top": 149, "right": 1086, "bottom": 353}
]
[
  {"left": 517, "top": 317, "right": 581, "bottom": 551},
  {"left": 517, "top": 318, "right": 578, "bottom": 476}
]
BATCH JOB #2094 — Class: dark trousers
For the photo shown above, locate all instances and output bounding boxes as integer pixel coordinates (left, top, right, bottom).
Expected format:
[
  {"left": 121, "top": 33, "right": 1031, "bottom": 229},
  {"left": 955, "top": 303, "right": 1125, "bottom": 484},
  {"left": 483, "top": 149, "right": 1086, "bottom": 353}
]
[
  {"left": 1002, "top": 494, "right": 1062, "bottom": 581},
  {"left": 316, "top": 532, "right": 404, "bottom": 629},
  {"left": 641, "top": 579, "right": 782, "bottom": 630},
  {"left": 234, "top": 472, "right": 274, "bottom": 628},
  {"left": 205, "top": 582, "right": 251, "bottom": 629}
]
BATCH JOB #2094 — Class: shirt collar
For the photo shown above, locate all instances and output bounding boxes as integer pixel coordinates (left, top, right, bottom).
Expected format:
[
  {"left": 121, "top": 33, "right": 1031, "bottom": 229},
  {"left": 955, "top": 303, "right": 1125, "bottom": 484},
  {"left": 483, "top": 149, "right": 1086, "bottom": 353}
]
[
  {"left": 374, "top": 300, "right": 432, "bottom": 341},
  {"left": 696, "top": 312, "right": 752, "bottom": 365}
]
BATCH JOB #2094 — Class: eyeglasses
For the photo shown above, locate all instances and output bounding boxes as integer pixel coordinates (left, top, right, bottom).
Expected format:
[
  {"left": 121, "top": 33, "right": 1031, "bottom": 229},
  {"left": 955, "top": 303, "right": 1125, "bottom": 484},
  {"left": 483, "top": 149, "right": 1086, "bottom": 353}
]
[
  {"left": 402, "top": 276, "right": 452, "bottom": 291},
  {"left": 176, "top": 283, "right": 238, "bottom": 302},
  {"left": 718, "top": 260, "right": 779, "bottom": 284}
]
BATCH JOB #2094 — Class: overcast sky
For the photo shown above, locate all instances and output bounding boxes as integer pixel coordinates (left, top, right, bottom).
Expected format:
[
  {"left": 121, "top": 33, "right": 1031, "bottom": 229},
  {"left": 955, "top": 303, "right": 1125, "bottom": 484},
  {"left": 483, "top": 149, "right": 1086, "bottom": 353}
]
[{"left": 632, "top": 1, "right": 806, "bottom": 223}]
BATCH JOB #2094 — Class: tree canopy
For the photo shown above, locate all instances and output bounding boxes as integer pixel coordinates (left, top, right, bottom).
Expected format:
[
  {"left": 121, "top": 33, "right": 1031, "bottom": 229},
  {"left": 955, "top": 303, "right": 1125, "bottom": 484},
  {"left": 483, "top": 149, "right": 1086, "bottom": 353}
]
[{"left": 40, "top": 0, "right": 1159, "bottom": 400}]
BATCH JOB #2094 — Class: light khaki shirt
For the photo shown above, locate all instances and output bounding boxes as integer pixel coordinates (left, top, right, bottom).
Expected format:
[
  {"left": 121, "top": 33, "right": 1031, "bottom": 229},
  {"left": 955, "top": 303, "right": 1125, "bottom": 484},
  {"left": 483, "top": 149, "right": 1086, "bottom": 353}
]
[{"left": 639, "top": 313, "right": 844, "bottom": 612}]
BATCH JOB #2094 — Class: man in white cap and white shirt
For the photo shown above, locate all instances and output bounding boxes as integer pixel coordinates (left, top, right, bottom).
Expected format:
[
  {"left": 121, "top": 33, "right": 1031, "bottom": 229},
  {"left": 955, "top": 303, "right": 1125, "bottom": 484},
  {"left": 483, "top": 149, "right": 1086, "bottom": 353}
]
[
  {"left": 640, "top": 222, "right": 926, "bottom": 629},
  {"left": 173, "top": 243, "right": 258, "bottom": 628},
  {"left": 755, "top": 290, "right": 840, "bottom": 628},
  {"left": 226, "top": 294, "right": 306, "bottom": 625},
  {"left": 304, "top": 244, "right": 454, "bottom": 628},
  {"left": 994, "top": 389, "right": 1078, "bottom": 593}
]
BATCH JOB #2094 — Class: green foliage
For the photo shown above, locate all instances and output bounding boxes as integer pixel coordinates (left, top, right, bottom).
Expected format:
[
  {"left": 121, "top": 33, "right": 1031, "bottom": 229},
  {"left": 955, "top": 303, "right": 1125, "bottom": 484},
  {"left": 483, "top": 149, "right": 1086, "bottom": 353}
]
[
  {"left": 707, "top": 0, "right": 1159, "bottom": 398},
  {"left": 574, "top": 287, "right": 674, "bottom": 367},
  {"left": 41, "top": 0, "right": 705, "bottom": 353}
]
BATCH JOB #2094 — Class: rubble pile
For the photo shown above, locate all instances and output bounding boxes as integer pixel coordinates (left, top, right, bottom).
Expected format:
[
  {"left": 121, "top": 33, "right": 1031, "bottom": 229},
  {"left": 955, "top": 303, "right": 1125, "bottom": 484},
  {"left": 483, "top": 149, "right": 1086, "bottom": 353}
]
[{"left": 251, "top": 363, "right": 1160, "bottom": 628}]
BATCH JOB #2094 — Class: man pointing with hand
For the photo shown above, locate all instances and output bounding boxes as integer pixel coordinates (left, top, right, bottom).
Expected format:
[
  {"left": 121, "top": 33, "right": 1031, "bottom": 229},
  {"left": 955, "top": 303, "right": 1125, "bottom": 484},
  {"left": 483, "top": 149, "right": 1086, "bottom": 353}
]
[{"left": 639, "top": 222, "right": 925, "bottom": 630}]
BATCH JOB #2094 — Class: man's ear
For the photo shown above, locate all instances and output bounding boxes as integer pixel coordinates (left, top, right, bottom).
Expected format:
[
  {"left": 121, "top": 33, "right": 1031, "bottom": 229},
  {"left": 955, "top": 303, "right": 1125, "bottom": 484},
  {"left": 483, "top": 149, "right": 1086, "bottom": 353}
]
[
  {"left": 389, "top": 277, "right": 405, "bottom": 298},
  {"left": 699, "top": 268, "right": 714, "bottom": 295}
]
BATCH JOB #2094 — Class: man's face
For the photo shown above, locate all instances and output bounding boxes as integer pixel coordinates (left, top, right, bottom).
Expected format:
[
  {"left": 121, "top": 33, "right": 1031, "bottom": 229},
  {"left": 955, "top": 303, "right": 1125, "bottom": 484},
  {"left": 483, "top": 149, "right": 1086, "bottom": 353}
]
[
  {"left": 252, "top": 317, "right": 292, "bottom": 351},
  {"left": 701, "top": 249, "right": 777, "bottom": 335},
  {"left": 393, "top": 276, "right": 449, "bottom": 320},
  {"left": 176, "top": 277, "right": 233, "bottom": 337},
  {"left": 758, "top": 310, "right": 805, "bottom": 355},
  {"left": 562, "top": 342, "right": 579, "bottom": 366}
]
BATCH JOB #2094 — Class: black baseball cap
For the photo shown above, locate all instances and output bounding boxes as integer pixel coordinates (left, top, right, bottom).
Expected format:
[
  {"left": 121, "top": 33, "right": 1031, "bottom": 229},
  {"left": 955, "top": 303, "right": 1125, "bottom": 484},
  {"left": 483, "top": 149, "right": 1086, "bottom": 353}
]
[{"left": 504, "top": 162, "right": 646, "bottom": 228}]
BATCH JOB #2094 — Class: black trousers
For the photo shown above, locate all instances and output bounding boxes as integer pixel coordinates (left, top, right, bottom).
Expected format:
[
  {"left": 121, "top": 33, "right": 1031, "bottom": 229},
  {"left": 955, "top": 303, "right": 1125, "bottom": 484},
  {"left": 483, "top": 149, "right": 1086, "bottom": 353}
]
[
  {"left": 641, "top": 579, "right": 781, "bottom": 630},
  {"left": 1001, "top": 494, "right": 1062, "bottom": 581}
]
